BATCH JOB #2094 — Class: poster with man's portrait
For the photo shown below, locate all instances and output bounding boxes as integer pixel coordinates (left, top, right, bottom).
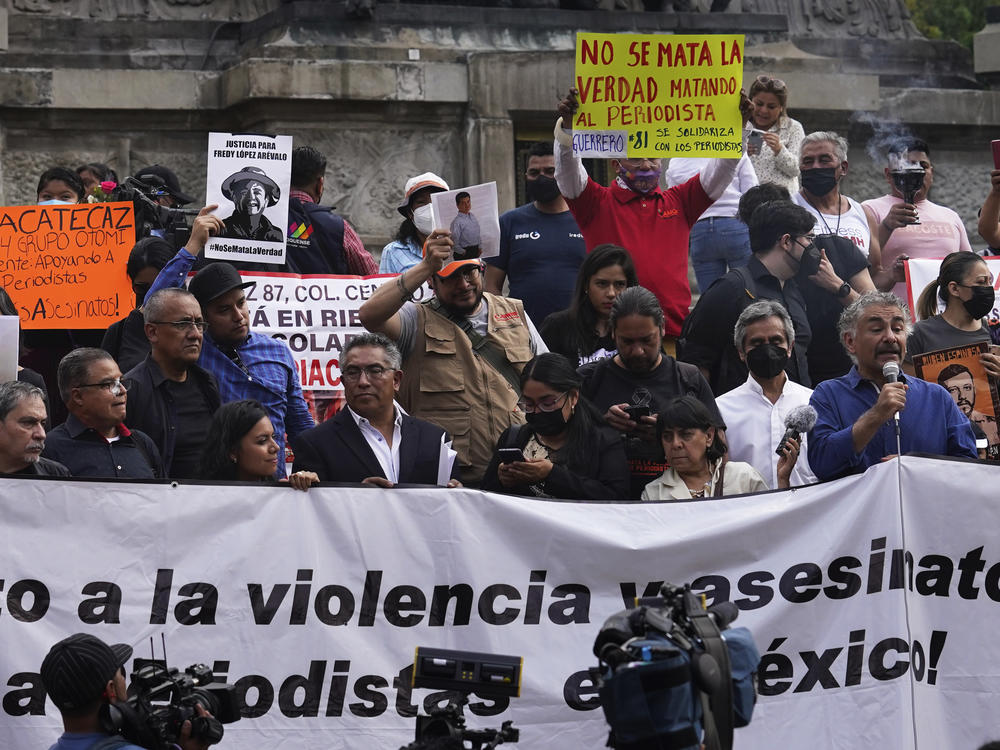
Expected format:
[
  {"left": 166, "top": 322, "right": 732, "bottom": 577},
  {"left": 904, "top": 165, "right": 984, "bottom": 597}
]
[
  {"left": 913, "top": 341, "right": 1000, "bottom": 459},
  {"left": 205, "top": 132, "right": 293, "bottom": 264},
  {"left": 429, "top": 181, "right": 500, "bottom": 262}
]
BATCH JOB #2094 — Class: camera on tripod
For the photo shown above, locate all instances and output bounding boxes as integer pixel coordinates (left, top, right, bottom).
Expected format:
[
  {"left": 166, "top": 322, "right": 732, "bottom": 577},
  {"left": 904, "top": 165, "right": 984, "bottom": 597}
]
[
  {"left": 401, "top": 647, "right": 523, "bottom": 750},
  {"left": 102, "top": 657, "right": 240, "bottom": 750},
  {"left": 592, "top": 582, "right": 760, "bottom": 750}
]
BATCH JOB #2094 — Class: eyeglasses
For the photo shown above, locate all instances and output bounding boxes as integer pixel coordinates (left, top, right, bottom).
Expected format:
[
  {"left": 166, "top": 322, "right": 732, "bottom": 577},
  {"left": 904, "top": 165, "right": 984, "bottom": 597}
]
[
  {"left": 341, "top": 365, "right": 395, "bottom": 382},
  {"left": 76, "top": 378, "right": 129, "bottom": 396},
  {"left": 150, "top": 319, "right": 207, "bottom": 332},
  {"left": 517, "top": 392, "right": 569, "bottom": 414},
  {"left": 446, "top": 265, "right": 484, "bottom": 282},
  {"left": 753, "top": 74, "right": 786, "bottom": 91}
]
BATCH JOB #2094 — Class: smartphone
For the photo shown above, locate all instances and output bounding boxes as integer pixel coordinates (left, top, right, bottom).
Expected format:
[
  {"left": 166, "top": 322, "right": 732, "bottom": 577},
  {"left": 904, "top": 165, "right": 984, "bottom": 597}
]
[
  {"left": 498, "top": 448, "right": 526, "bottom": 464},
  {"left": 992, "top": 139, "right": 1000, "bottom": 170},
  {"left": 747, "top": 129, "right": 765, "bottom": 152},
  {"left": 625, "top": 405, "right": 651, "bottom": 421}
]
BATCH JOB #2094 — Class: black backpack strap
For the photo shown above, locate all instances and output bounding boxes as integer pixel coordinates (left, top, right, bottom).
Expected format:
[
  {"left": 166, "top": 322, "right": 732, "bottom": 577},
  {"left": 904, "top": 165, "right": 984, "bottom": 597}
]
[
  {"left": 425, "top": 298, "right": 523, "bottom": 393},
  {"left": 682, "top": 590, "right": 734, "bottom": 750},
  {"left": 730, "top": 265, "right": 756, "bottom": 302}
]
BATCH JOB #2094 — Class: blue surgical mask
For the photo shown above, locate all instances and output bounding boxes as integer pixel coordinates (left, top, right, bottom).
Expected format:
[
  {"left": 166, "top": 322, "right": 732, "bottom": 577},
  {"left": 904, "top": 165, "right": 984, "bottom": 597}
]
[{"left": 38, "top": 199, "right": 76, "bottom": 206}]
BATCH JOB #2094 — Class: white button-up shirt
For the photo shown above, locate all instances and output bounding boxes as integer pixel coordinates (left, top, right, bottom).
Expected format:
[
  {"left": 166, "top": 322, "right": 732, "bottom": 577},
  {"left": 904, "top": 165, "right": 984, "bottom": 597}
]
[
  {"left": 347, "top": 403, "right": 405, "bottom": 483},
  {"left": 716, "top": 374, "right": 818, "bottom": 489}
]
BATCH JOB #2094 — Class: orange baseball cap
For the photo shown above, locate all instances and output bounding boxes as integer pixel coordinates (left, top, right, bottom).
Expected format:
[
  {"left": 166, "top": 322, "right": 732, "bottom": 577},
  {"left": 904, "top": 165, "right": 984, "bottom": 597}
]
[{"left": 422, "top": 239, "right": 484, "bottom": 278}]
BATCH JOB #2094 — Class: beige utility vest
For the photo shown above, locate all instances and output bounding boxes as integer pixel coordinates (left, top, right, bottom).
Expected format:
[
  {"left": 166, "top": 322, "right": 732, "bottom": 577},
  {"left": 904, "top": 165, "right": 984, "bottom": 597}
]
[{"left": 398, "top": 293, "right": 531, "bottom": 484}]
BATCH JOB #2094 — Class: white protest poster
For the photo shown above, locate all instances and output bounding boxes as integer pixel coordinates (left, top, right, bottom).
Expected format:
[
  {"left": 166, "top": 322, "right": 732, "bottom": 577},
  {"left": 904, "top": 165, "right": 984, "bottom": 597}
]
[
  {"left": 905, "top": 255, "right": 1000, "bottom": 319},
  {"left": 3, "top": 457, "right": 1000, "bottom": 749},
  {"left": 237, "top": 271, "right": 431, "bottom": 423},
  {"left": 205, "top": 132, "right": 292, "bottom": 264},
  {"left": 430, "top": 181, "right": 500, "bottom": 261},
  {"left": 0, "top": 315, "right": 18, "bottom": 382}
]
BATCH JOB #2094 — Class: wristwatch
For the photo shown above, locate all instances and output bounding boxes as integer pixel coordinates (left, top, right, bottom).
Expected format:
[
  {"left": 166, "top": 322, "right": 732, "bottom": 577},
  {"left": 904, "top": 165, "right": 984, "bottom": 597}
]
[{"left": 836, "top": 282, "right": 851, "bottom": 299}]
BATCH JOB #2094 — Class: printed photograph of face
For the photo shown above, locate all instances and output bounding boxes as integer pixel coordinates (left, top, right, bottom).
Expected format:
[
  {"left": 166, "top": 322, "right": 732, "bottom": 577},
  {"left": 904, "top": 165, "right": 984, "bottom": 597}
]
[
  {"left": 219, "top": 166, "right": 284, "bottom": 243},
  {"left": 429, "top": 181, "right": 501, "bottom": 261},
  {"left": 929, "top": 357, "right": 1000, "bottom": 454}
]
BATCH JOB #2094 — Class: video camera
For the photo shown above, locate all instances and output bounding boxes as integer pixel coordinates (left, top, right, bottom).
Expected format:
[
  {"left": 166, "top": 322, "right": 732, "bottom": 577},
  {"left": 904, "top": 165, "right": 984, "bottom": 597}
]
[
  {"left": 101, "top": 657, "right": 240, "bottom": 750},
  {"left": 592, "top": 582, "right": 760, "bottom": 750},
  {"left": 110, "top": 175, "right": 199, "bottom": 251},
  {"left": 401, "top": 647, "right": 522, "bottom": 750}
]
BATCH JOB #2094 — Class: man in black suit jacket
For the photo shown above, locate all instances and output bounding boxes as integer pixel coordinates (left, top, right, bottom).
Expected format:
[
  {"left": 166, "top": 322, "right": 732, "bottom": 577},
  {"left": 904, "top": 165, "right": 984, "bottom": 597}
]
[{"left": 291, "top": 333, "right": 460, "bottom": 486}]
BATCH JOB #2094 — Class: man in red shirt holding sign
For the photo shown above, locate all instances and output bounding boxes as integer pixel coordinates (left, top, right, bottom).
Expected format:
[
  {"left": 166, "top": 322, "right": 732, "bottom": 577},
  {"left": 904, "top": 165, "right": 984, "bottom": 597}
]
[{"left": 554, "top": 88, "right": 752, "bottom": 352}]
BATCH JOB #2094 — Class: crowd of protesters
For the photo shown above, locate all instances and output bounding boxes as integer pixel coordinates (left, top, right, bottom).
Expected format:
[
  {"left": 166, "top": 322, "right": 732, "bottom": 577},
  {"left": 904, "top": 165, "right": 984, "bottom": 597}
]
[{"left": 2, "top": 77, "right": 999, "bottom": 501}]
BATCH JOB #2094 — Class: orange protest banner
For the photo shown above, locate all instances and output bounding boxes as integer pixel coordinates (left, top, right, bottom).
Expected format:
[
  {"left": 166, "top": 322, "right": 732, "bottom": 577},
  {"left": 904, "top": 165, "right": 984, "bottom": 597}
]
[{"left": 0, "top": 201, "right": 136, "bottom": 329}]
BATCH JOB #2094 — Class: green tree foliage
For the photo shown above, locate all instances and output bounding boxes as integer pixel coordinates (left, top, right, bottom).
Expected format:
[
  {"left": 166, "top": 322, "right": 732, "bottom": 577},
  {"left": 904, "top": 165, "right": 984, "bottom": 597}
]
[{"left": 905, "top": 0, "right": 1000, "bottom": 48}]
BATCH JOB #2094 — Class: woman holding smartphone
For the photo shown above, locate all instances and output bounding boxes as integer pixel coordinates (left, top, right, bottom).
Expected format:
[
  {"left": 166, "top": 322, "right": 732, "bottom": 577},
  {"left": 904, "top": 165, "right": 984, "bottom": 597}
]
[
  {"left": 481, "top": 353, "right": 629, "bottom": 500},
  {"left": 745, "top": 75, "right": 805, "bottom": 193}
]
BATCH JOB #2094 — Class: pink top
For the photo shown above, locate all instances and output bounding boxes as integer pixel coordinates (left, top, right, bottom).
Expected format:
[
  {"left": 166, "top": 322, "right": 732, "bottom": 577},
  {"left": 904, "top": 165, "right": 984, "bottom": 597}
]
[{"left": 861, "top": 194, "right": 972, "bottom": 302}]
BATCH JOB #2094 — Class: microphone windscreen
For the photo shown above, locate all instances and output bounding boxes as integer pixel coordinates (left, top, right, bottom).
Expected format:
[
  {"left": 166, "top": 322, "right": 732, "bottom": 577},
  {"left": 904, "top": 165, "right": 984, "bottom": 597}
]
[
  {"left": 883, "top": 360, "right": 901, "bottom": 382},
  {"left": 784, "top": 404, "right": 818, "bottom": 433}
]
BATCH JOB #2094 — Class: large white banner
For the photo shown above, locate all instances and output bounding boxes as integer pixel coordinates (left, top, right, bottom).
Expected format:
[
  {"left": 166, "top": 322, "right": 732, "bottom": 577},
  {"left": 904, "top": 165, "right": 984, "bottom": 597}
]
[{"left": 1, "top": 456, "right": 998, "bottom": 749}]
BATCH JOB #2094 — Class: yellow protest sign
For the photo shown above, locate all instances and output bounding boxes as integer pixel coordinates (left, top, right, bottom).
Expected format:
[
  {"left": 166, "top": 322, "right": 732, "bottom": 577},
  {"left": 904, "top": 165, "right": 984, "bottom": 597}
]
[{"left": 572, "top": 32, "right": 744, "bottom": 159}]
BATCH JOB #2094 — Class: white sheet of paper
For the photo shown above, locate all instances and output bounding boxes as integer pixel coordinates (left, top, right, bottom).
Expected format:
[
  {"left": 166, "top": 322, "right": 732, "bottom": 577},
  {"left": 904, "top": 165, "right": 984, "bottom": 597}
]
[
  {"left": 429, "top": 181, "right": 500, "bottom": 260},
  {"left": 0, "top": 317, "right": 19, "bottom": 383},
  {"left": 436, "top": 435, "right": 458, "bottom": 486}
]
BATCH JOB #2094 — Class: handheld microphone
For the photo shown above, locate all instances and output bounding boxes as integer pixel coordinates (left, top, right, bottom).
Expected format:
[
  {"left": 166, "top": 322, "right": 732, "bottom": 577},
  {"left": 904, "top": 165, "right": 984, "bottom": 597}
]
[
  {"left": 775, "top": 405, "right": 818, "bottom": 456},
  {"left": 882, "top": 360, "right": 902, "bottom": 424}
]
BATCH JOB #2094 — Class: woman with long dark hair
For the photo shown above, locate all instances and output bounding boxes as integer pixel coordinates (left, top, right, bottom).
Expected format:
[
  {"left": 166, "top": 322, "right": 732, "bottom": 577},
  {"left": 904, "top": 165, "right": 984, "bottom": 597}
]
[
  {"left": 540, "top": 244, "right": 638, "bottom": 366},
  {"left": 641, "top": 396, "right": 773, "bottom": 500},
  {"left": 909, "top": 251, "right": 999, "bottom": 364},
  {"left": 481, "top": 353, "right": 628, "bottom": 500},
  {"left": 200, "top": 400, "right": 319, "bottom": 490}
]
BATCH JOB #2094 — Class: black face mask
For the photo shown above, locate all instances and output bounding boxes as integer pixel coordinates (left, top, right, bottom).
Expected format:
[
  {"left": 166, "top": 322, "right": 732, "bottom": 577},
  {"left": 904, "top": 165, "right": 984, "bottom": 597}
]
[
  {"left": 796, "top": 241, "right": 823, "bottom": 278},
  {"left": 526, "top": 408, "right": 568, "bottom": 436},
  {"left": 800, "top": 167, "right": 838, "bottom": 197},
  {"left": 746, "top": 343, "right": 789, "bottom": 379},
  {"left": 133, "top": 283, "right": 151, "bottom": 309},
  {"left": 525, "top": 175, "right": 561, "bottom": 204},
  {"left": 963, "top": 285, "right": 996, "bottom": 320}
]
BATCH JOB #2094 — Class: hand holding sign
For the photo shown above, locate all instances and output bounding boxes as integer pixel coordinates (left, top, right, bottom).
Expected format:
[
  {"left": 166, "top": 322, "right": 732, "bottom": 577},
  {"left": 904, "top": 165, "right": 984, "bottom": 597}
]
[
  {"left": 187, "top": 205, "right": 226, "bottom": 257},
  {"left": 557, "top": 88, "right": 580, "bottom": 132},
  {"left": 421, "top": 230, "right": 454, "bottom": 274}
]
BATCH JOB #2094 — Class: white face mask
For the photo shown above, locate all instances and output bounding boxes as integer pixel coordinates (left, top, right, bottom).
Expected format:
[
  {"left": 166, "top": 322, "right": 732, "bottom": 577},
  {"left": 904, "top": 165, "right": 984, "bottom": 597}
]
[
  {"left": 412, "top": 204, "right": 434, "bottom": 236},
  {"left": 38, "top": 199, "right": 76, "bottom": 206}
]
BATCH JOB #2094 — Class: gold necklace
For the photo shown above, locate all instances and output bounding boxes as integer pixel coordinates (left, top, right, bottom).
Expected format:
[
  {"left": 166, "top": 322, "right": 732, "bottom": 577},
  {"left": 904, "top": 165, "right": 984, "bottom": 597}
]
[{"left": 688, "top": 482, "right": 711, "bottom": 498}]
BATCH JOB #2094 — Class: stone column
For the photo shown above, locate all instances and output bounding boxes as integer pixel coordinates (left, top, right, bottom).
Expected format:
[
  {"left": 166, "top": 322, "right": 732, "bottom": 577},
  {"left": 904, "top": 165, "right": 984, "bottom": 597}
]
[{"left": 974, "top": 6, "right": 1000, "bottom": 88}]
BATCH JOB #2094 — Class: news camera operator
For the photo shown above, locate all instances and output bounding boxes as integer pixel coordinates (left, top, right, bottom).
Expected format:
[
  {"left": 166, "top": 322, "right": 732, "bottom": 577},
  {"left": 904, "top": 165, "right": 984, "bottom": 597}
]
[{"left": 40, "top": 633, "right": 214, "bottom": 750}]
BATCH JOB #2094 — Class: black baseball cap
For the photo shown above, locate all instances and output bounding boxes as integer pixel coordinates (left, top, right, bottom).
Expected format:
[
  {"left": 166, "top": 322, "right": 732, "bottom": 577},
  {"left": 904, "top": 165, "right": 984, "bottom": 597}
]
[
  {"left": 188, "top": 262, "right": 257, "bottom": 307},
  {"left": 134, "top": 165, "right": 195, "bottom": 206},
  {"left": 40, "top": 633, "right": 132, "bottom": 712}
]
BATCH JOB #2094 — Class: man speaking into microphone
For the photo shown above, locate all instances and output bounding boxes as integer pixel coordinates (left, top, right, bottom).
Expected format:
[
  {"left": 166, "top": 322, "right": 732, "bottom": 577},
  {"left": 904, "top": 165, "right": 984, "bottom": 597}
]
[{"left": 807, "top": 291, "right": 977, "bottom": 480}]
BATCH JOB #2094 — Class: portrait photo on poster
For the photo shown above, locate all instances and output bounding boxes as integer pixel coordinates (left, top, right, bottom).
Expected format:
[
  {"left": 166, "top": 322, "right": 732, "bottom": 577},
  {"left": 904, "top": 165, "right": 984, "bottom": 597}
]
[
  {"left": 913, "top": 341, "right": 1000, "bottom": 459},
  {"left": 429, "top": 181, "right": 500, "bottom": 261},
  {"left": 205, "top": 132, "right": 293, "bottom": 264}
]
